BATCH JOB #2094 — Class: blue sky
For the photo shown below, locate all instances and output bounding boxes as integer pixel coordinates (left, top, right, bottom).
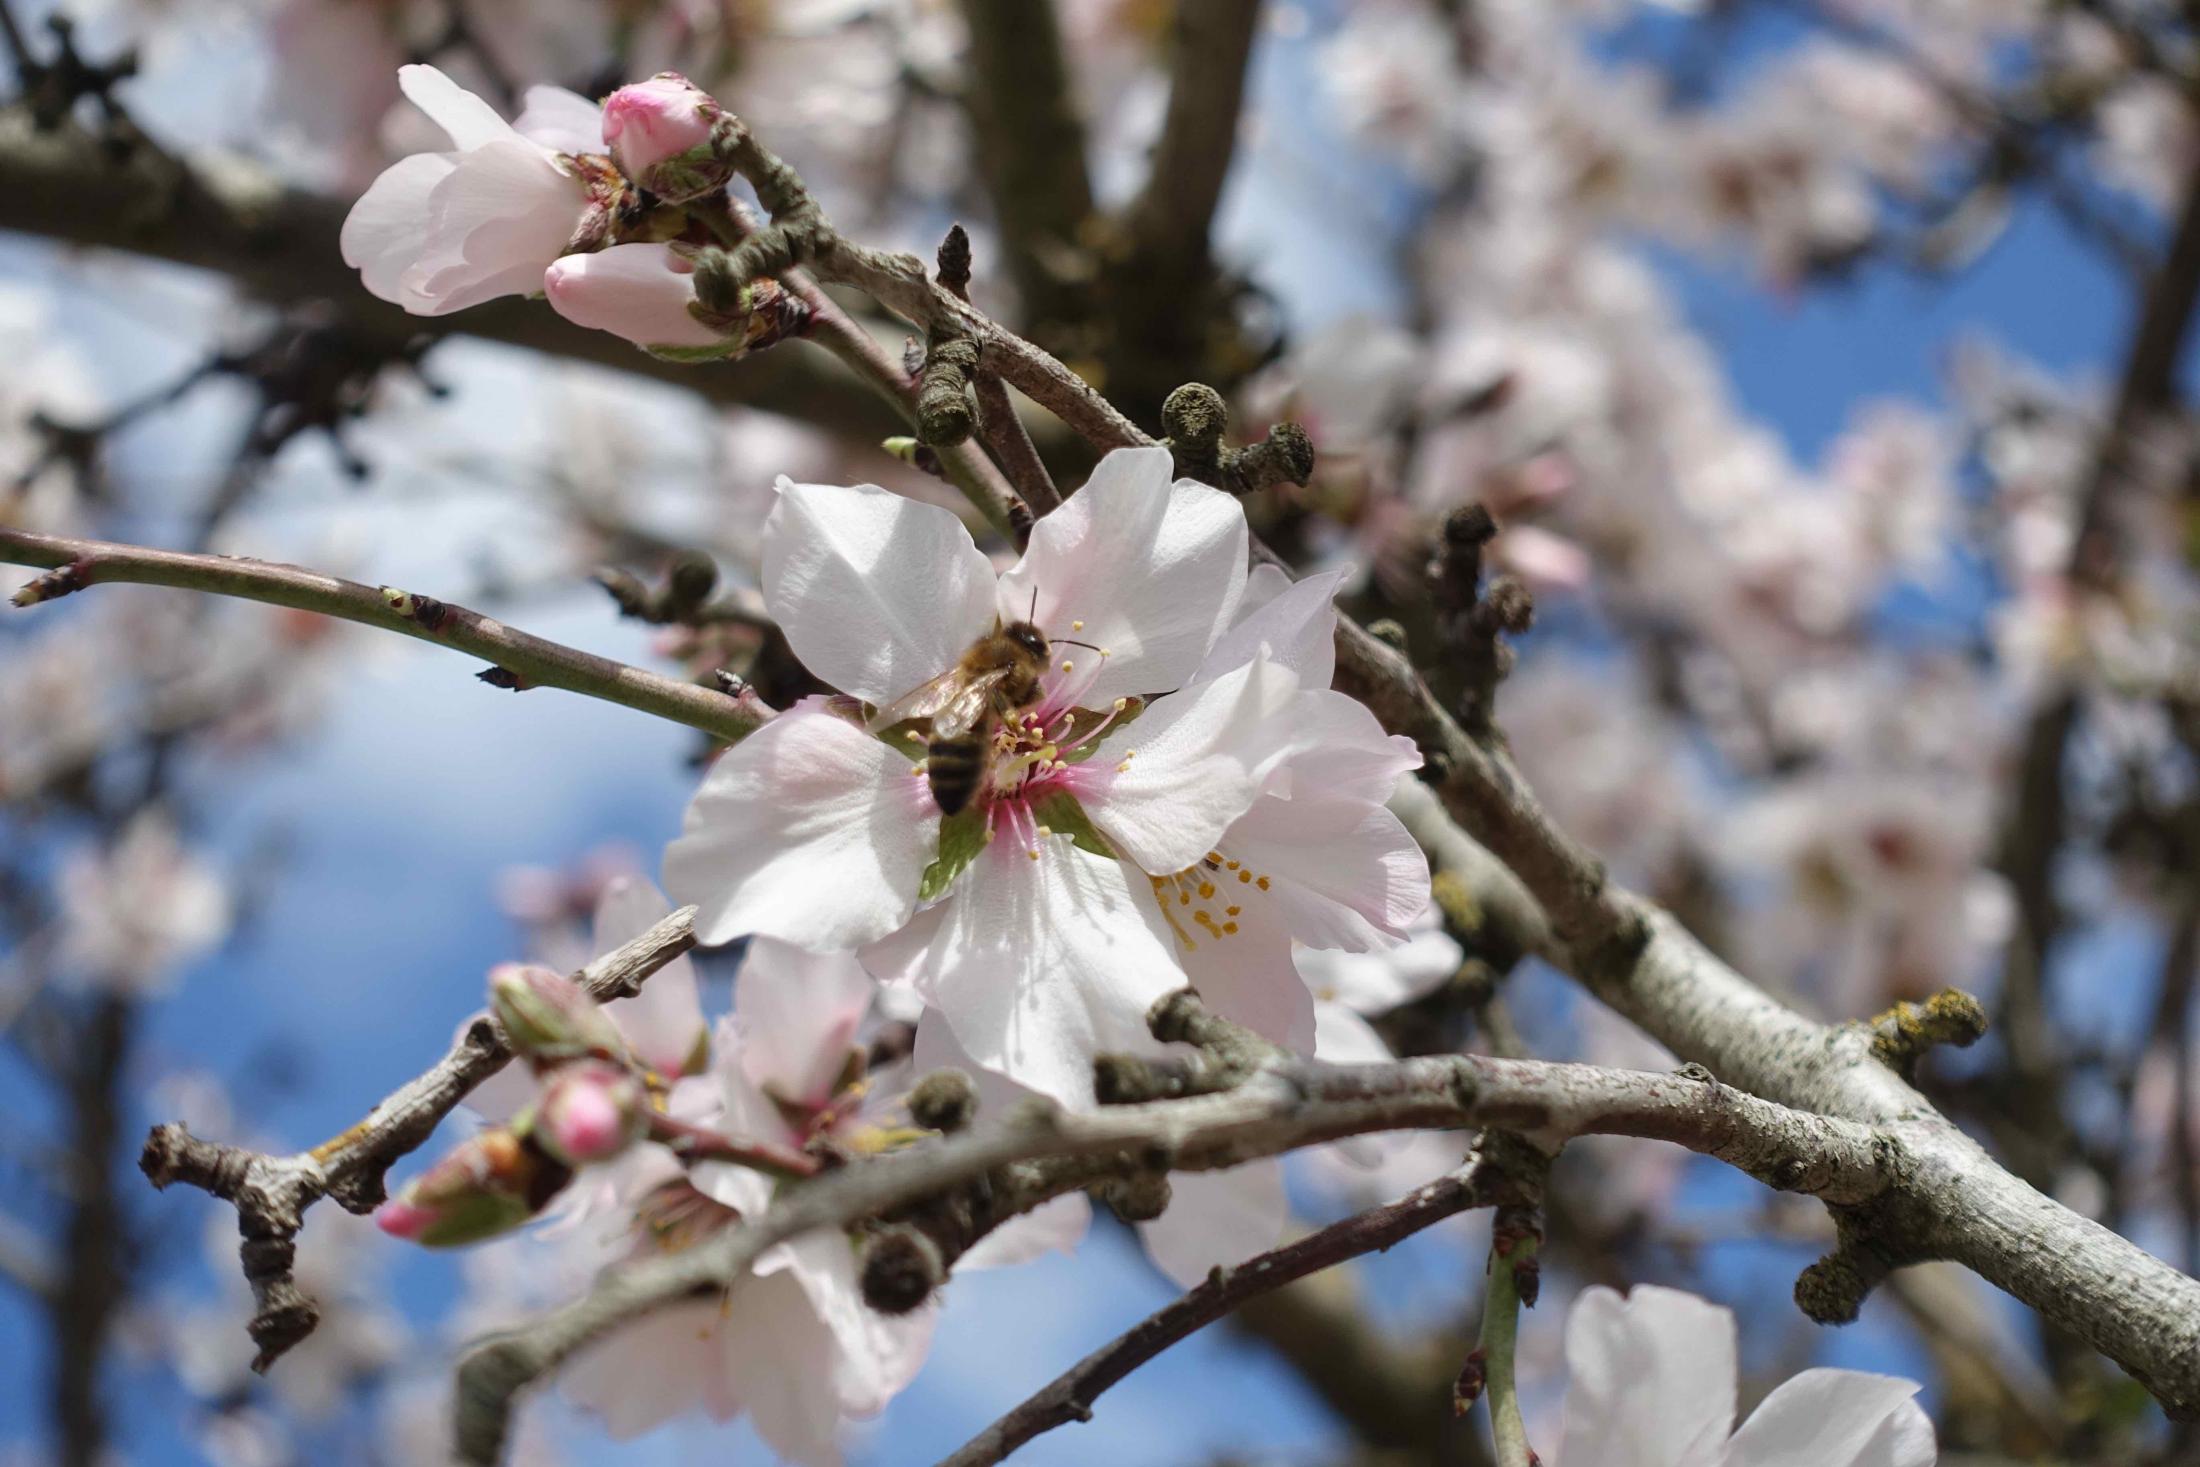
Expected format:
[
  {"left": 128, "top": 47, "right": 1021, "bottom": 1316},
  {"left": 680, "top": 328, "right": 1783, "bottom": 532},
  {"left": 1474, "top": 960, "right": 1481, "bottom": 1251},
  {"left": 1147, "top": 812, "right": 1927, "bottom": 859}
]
[{"left": 0, "top": 2, "right": 2167, "bottom": 1462}]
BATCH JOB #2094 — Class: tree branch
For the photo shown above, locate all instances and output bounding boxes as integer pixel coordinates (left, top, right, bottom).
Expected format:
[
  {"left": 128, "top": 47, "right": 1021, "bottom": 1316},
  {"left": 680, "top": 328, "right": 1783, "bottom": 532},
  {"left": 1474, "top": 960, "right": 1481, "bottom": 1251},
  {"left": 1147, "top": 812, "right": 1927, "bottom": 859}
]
[
  {"left": 934, "top": 1152, "right": 1519, "bottom": 1467},
  {"left": 137, "top": 905, "right": 696, "bottom": 1370},
  {"left": 449, "top": 1044, "right": 1894, "bottom": 1462},
  {"left": 0, "top": 530, "right": 775, "bottom": 744}
]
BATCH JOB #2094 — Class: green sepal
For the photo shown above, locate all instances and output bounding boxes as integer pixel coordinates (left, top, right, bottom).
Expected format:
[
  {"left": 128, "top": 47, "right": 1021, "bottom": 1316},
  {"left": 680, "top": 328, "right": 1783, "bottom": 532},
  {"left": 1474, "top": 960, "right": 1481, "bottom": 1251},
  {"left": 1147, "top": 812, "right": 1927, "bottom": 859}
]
[
  {"left": 1031, "top": 791, "right": 1113, "bottom": 858},
  {"left": 919, "top": 806, "right": 988, "bottom": 902}
]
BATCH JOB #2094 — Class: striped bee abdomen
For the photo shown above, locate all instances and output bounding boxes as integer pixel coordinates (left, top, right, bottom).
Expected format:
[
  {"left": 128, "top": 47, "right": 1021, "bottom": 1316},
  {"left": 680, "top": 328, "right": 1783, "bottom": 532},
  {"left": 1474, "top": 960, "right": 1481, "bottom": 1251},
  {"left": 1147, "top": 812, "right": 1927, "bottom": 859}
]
[{"left": 925, "top": 736, "right": 984, "bottom": 815}]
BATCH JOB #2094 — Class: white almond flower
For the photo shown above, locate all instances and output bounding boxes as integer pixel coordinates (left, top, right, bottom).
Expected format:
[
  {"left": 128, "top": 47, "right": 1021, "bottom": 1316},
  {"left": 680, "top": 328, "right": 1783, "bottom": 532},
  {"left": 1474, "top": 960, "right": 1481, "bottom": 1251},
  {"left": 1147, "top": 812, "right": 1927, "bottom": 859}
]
[
  {"left": 340, "top": 66, "right": 607, "bottom": 316},
  {"left": 56, "top": 812, "right": 230, "bottom": 995},
  {"left": 1554, "top": 1285, "right": 1936, "bottom": 1467},
  {"left": 668, "top": 447, "right": 1426, "bottom": 1106}
]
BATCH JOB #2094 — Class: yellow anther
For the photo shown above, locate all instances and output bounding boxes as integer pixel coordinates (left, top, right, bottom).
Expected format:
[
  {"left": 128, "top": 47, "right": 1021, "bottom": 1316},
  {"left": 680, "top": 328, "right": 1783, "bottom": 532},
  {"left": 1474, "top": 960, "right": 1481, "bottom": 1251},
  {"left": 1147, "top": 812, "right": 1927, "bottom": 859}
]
[
  {"left": 1222, "top": 922, "right": 1239, "bottom": 935},
  {"left": 1225, "top": 905, "right": 1240, "bottom": 917},
  {"left": 1238, "top": 869, "right": 1253, "bottom": 884},
  {"left": 1060, "top": 660, "right": 1075, "bottom": 673},
  {"left": 1197, "top": 881, "right": 1216, "bottom": 899},
  {"left": 1256, "top": 876, "right": 1270, "bottom": 890},
  {"left": 1071, "top": 619, "right": 1085, "bottom": 631}
]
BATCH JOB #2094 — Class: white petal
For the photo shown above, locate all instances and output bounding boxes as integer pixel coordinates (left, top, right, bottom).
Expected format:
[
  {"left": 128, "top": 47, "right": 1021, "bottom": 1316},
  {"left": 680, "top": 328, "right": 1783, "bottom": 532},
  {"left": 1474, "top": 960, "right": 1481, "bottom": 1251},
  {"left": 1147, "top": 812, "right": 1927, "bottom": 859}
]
[
  {"left": 398, "top": 63, "right": 521, "bottom": 151},
  {"left": 512, "top": 83, "right": 605, "bottom": 154},
  {"left": 1729, "top": 1369, "right": 1933, "bottom": 1467},
  {"left": 1228, "top": 798, "right": 1430, "bottom": 952},
  {"left": 777, "top": 1229, "right": 936, "bottom": 1418},
  {"left": 1313, "top": 1001, "right": 1393, "bottom": 1064},
  {"left": 339, "top": 152, "right": 456, "bottom": 306},
  {"left": 1260, "top": 688, "right": 1421, "bottom": 806},
  {"left": 918, "top": 838, "right": 1183, "bottom": 1107},
  {"left": 592, "top": 876, "right": 706, "bottom": 1078},
  {"left": 406, "top": 140, "right": 582, "bottom": 310},
  {"left": 663, "top": 702, "right": 936, "bottom": 950},
  {"left": 1001, "top": 447, "right": 1247, "bottom": 706},
  {"left": 717, "top": 1268, "right": 848, "bottom": 1465},
  {"left": 1852, "top": 1400, "right": 1936, "bottom": 1467},
  {"left": 1138, "top": 1160, "right": 1288, "bottom": 1291},
  {"left": 960, "top": 1193, "right": 1092, "bottom": 1270},
  {"left": 562, "top": 1299, "right": 741, "bottom": 1436},
  {"left": 763, "top": 479, "right": 999, "bottom": 705},
  {"left": 735, "top": 937, "right": 876, "bottom": 1108},
  {"left": 1196, "top": 566, "right": 1345, "bottom": 687},
  {"left": 1084, "top": 657, "right": 1298, "bottom": 877},
  {"left": 1300, "top": 919, "right": 1461, "bottom": 1012},
  {"left": 1143, "top": 861, "right": 1313, "bottom": 1051},
  {"left": 1556, "top": 1285, "right": 1736, "bottom": 1467}
]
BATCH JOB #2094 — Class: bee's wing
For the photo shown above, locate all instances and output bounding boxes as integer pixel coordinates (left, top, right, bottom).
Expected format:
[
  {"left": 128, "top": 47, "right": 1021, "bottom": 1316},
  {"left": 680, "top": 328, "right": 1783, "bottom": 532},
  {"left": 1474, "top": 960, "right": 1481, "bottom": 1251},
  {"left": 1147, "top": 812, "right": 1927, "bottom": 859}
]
[
  {"left": 870, "top": 665, "right": 1010, "bottom": 736},
  {"left": 928, "top": 670, "right": 1011, "bottom": 739}
]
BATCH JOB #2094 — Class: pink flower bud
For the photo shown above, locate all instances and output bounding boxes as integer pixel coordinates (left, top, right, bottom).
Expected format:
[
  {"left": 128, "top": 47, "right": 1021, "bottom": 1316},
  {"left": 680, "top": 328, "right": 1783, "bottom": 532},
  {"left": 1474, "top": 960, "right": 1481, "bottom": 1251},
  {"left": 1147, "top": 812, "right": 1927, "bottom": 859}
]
[
  {"left": 375, "top": 1127, "right": 562, "bottom": 1248},
  {"left": 532, "top": 1061, "right": 646, "bottom": 1166},
  {"left": 544, "top": 244, "right": 728, "bottom": 352},
  {"left": 602, "top": 73, "right": 726, "bottom": 201},
  {"left": 488, "top": 961, "right": 628, "bottom": 1071}
]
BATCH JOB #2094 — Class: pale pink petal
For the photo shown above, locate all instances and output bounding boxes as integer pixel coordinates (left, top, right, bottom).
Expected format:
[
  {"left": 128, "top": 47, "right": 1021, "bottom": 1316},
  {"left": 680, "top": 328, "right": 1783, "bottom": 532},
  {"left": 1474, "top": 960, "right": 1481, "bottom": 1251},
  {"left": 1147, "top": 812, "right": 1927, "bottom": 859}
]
[
  {"left": 1729, "top": 1369, "right": 1933, "bottom": 1467},
  {"left": 1852, "top": 1400, "right": 1937, "bottom": 1467},
  {"left": 916, "top": 838, "right": 1183, "bottom": 1107},
  {"left": 663, "top": 702, "right": 936, "bottom": 950},
  {"left": 1259, "top": 688, "right": 1420, "bottom": 806},
  {"left": 763, "top": 479, "right": 999, "bottom": 705},
  {"left": 590, "top": 876, "right": 706, "bottom": 1078},
  {"left": 511, "top": 84, "right": 605, "bottom": 155},
  {"left": 960, "top": 1192, "right": 1092, "bottom": 1270},
  {"left": 775, "top": 1229, "right": 936, "bottom": 1417},
  {"left": 339, "top": 152, "right": 457, "bottom": 306},
  {"left": 1196, "top": 566, "right": 1345, "bottom": 688},
  {"left": 1083, "top": 657, "right": 1298, "bottom": 878},
  {"left": 1299, "top": 917, "right": 1460, "bottom": 1012},
  {"left": 1227, "top": 798, "right": 1430, "bottom": 951},
  {"left": 716, "top": 1268, "right": 847, "bottom": 1465},
  {"left": 1143, "top": 865, "right": 1313, "bottom": 1052},
  {"left": 406, "top": 140, "right": 582, "bottom": 308},
  {"left": 1138, "top": 1160, "right": 1288, "bottom": 1291},
  {"left": 1313, "top": 1001, "right": 1393, "bottom": 1064},
  {"left": 398, "top": 64, "right": 521, "bottom": 151},
  {"left": 562, "top": 1298, "right": 741, "bottom": 1436},
  {"left": 1000, "top": 447, "right": 1247, "bottom": 706},
  {"left": 1556, "top": 1285, "right": 1737, "bottom": 1467},
  {"left": 734, "top": 937, "right": 876, "bottom": 1107},
  {"left": 544, "top": 243, "right": 721, "bottom": 349},
  {"left": 458, "top": 1013, "right": 537, "bottom": 1121}
]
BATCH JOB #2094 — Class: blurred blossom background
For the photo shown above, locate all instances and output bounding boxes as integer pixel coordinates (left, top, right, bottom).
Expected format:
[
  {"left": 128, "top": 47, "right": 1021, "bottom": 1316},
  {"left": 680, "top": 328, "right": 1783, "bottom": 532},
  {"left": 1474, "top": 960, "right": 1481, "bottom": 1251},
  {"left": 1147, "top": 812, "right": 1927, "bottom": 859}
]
[{"left": 0, "top": 0, "right": 2196, "bottom": 1463}]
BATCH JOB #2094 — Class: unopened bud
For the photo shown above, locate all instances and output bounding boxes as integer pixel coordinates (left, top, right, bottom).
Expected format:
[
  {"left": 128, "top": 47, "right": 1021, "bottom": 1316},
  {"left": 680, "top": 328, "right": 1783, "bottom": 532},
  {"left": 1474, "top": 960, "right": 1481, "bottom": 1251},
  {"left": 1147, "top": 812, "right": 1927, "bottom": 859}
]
[
  {"left": 602, "top": 73, "right": 729, "bottom": 202},
  {"left": 859, "top": 1224, "right": 945, "bottom": 1314},
  {"left": 530, "top": 1062, "right": 647, "bottom": 1167},
  {"left": 374, "top": 1127, "right": 568, "bottom": 1248},
  {"left": 545, "top": 244, "right": 727, "bottom": 353},
  {"left": 907, "top": 1069, "right": 979, "bottom": 1133},
  {"left": 488, "top": 963, "right": 627, "bottom": 1072}
]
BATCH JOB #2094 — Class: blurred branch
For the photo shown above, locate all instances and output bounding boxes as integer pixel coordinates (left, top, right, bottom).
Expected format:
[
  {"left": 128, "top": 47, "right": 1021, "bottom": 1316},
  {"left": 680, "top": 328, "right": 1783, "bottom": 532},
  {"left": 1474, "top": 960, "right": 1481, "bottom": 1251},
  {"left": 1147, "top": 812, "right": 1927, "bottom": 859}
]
[
  {"left": 935, "top": 1152, "right": 1519, "bottom": 1467},
  {"left": 0, "top": 1206, "right": 52, "bottom": 1298},
  {"left": 138, "top": 905, "right": 696, "bottom": 1370},
  {"left": 50, "top": 994, "right": 128, "bottom": 1467},
  {"left": 0, "top": 529, "right": 775, "bottom": 744},
  {"left": 953, "top": 0, "right": 1096, "bottom": 327},
  {"left": 0, "top": 107, "right": 904, "bottom": 441},
  {"left": 2069, "top": 149, "right": 2200, "bottom": 590}
]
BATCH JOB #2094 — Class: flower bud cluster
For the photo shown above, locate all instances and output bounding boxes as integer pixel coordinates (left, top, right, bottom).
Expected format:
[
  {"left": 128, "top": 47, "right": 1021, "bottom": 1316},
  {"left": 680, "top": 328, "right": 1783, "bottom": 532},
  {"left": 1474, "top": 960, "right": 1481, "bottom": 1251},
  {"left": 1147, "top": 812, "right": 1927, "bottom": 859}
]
[{"left": 375, "top": 965, "right": 651, "bottom": 1246}]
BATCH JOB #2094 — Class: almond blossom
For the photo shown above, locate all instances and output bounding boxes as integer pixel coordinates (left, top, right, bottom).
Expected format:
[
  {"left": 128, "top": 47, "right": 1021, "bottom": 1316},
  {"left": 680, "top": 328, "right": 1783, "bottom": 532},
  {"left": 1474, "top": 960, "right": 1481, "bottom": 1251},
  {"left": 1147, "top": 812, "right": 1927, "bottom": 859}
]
[
  {"left": 665, "top": 447, "right": 1429, "bottom": 1105},
  {"left": 340, "top": 65, "right": 608, "bottom": 316},
  {"left": 1552, "top": 1285, "right": 1936, "bottom": 1467},
  {"left": 559, "top": 940, "right": 931, "bottom": 1462}
]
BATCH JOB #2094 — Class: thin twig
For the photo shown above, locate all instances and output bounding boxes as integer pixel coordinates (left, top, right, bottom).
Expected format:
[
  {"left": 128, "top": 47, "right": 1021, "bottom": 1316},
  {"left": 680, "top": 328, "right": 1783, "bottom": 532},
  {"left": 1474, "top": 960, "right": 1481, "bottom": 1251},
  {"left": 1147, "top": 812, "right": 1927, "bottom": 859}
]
[
  {"left": 0, "top": 529, "right": 775, "bottom": 744},
  {"left": 935, "top": 1153, "right": 1518, "bottom": 1467}
]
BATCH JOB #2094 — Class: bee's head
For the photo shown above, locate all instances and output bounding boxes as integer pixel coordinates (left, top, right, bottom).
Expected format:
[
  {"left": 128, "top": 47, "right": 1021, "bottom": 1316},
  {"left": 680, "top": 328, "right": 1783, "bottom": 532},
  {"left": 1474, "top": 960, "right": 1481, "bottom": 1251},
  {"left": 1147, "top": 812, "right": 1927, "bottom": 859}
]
[{"left": 1003, "top": 621, "right": 1050, "bottom": 660}]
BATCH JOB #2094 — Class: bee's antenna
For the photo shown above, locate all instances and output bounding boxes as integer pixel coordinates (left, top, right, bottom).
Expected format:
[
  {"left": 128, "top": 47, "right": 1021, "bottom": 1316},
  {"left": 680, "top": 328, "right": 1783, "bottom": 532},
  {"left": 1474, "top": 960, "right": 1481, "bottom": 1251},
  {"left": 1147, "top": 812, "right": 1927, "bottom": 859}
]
[
  {"left": 1054, "top": 638, "right": 1103, "bottom": 653},
  {"left": 1028, "top": 585, "right": 1038, "bottom": 622}
]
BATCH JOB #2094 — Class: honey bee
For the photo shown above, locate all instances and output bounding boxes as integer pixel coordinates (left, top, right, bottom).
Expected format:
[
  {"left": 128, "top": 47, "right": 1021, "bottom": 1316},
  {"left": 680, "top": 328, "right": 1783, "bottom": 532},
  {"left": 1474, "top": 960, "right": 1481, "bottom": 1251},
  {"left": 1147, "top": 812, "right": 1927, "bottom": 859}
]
[{"left": 874, "top": 598, "right": 1094, "bottom": 815}]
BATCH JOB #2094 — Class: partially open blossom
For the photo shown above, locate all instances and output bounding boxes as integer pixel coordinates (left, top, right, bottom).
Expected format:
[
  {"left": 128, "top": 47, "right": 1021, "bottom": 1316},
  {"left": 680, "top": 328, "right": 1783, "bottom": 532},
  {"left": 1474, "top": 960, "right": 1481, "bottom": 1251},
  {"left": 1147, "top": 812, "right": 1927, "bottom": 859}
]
[
  {"left": 340, "top": 66, "right": 606, "bottom": 316},
  {"left": 539, "top": 242, "right": 808, "bottom": 360},
  {"left": 601, "top": 72, "right": 728, "bottom": 201},
  {"left": 667, "top": 448, "right": 1427, "bottom": 1105},
  {"left": 488, "top": 962, "right": 628, "bottom": 1071},
  {"left": 376, "top": 1128, "right": 563, "bottom": 1248},
  {"left": 560, "top": 941, "right": 934, "bottom": 1461},
  {"left": 1553, "top": 1285, "right": 1935, "bottom": 1467},
  {"left": 532, "top": 1062, "right": 646, "bottom": 1167}
]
